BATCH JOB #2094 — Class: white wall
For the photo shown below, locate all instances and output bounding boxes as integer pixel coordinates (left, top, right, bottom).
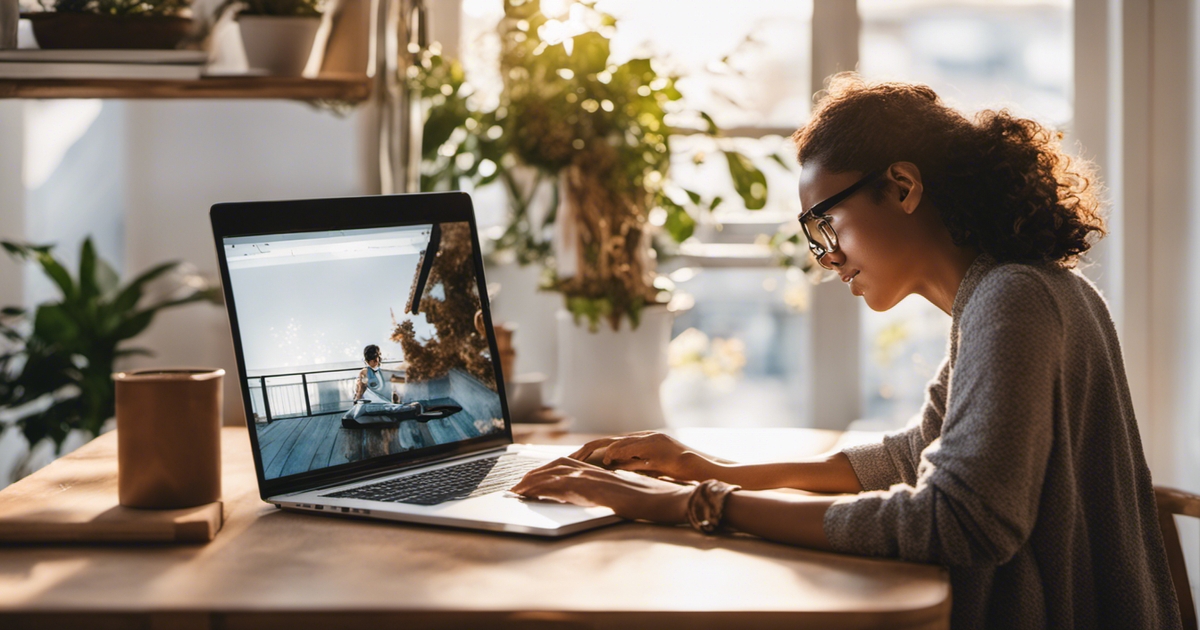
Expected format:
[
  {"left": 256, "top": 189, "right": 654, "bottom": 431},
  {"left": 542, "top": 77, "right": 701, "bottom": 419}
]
[
  {"left": 3, "top": 100, "right": 365, "bottom": 425},
  {"left": 122, "top": 101, "right": 365, "bottom": 424},
  {"left": 1183, "top": 0, "right": 1200, "bottom": 607}
]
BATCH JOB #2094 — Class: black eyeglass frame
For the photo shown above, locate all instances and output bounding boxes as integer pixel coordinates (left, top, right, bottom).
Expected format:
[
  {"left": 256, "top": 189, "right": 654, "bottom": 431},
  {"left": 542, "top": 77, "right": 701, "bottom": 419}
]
[{"left": 797, "top": 168, "right": 887, "bottom": 268}]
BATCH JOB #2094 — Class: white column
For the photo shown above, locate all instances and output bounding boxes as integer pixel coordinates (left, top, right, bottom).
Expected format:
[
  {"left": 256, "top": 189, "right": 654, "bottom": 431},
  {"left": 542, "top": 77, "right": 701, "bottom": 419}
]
[
  {"left": 1185, "top": 0, "right": 1200, "bottom": 604},
  {"left": 0, "top": 102, "right": 23, "bottom": 308},
  {"left": 804, "top": 0, "right": 861, "bottom": 430},
  {"left": 428, "top": 0, "right": 461, "bottom": 59},
  {"left": 1069, "top": 0, "right": 1113, "bottom": 295}
]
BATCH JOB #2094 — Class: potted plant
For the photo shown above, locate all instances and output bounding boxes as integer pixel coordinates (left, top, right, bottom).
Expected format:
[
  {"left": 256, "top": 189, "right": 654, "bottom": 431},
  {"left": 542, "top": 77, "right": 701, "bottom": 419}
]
[
  {"left": 233, "top": 0, "right": 323, "bottom": 76},
  {"left": 25, "top": 0, "right": 194, "bottom": 49},
  {"left": 0, "top": 239, "right": 222, "bottom": 481},
  {"left": 409, "top": 0, "right": 778, "bottom": 431}
]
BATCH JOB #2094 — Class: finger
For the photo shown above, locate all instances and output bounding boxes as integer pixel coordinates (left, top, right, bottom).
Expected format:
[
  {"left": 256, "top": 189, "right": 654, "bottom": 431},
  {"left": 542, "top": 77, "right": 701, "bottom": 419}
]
[
  {"left": 511, "top": 475, "right": 593, "bottom": 505},
  {"left": 527, "top": 457, "right": 581, "bottom": 476},
  {"left": 569, "top": 436, "right": 623, "bottom": 461},
  {"left": 511, "top": 470, "right": 564, "bottom": 495},
  {"left": 612, "top": 457, "right": 656, "bottom": 472},
  {"left": 602, "top": 439, "right": 652, "bottom": 466}
]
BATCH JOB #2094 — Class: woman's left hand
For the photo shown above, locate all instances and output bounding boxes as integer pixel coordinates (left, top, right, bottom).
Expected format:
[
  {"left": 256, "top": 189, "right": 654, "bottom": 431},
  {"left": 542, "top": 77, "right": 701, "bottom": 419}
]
[{"left": 511, "top": 457, "right": 694, "bottom": 524}]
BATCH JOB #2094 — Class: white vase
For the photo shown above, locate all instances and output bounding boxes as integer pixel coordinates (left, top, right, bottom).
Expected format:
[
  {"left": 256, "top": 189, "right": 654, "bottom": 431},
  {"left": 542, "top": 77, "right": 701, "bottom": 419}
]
[
  {"left": 555, "top": 305, "right": 673, "bottom": 434},
  {"left": 237, "top": 15, "right": 320, "bottom": 76}
]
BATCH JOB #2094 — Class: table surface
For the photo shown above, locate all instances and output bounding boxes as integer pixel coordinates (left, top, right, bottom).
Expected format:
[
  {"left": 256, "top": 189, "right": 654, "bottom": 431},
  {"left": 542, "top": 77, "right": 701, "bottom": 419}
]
[{"left": 0, "top": 426, "right": 950, "bottom": 630}]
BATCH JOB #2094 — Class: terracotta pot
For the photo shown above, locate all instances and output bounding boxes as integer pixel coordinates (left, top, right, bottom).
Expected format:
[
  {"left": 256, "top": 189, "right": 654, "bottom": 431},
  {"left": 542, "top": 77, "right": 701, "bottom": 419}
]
[
  {"left": 25, "top": 13, "right": 193, "bottom": 50},
  {"left": 237, "top": 15, "right": 320, "bottom": 76},
  {"left": 114, "top": 368, "right": 224, "bottom": 509}
]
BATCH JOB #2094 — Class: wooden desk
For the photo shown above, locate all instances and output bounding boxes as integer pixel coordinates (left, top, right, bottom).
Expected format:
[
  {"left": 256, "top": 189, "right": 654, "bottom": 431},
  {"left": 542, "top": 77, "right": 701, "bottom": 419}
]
[{"left": 0, "top": 427, "right": 950, "bottom": 629}]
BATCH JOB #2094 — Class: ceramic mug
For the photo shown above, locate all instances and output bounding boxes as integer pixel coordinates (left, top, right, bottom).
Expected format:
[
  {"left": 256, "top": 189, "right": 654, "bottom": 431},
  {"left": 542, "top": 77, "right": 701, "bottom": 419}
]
[{"left": 113, "top": 368, "right": 224, "bottom": 509}]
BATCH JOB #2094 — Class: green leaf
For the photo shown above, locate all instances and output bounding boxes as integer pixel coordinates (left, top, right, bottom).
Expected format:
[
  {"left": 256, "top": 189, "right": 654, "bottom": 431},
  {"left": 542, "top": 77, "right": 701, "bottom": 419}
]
[
  {"left": 569, "top": 31, "right": 611, "bottom": 75},
  {"left": 32, "top": 304, "right": 79, "bottom": 348},
  {"left": 661, "top": 197, "right": 696, "bottom": 243},
  {"left": 768, "top": 153, "right": 792, "bottom": 170},
  {"left": 660, "top": 80, "right": 683, "bottom": 101},
  {"left": 33, "top": 250, "right": 76, "bottom": 301},
  {"left": 94, "top": 256, "right": 120, "bottom": 298},
  {"left": 79, "top": 238, "right": 97, "bottom": 300},
  {"left": 683, "top": 188, "right": 702, "bottom": 205},
  {"left": 709, "top": 196, "right": 724, "bottom": 211},
  {"left": 699, "top": 111, "right": 719, "bottom": 135},
  {"left": 112, "top": 310, "right": 155, "bottom": 341},
  {"left": 1, "top": 240, "right": 51, "bottom": 260},
  {"left": 1, "top": 306, "right": 24, "bottom": 317},
  {"left": 623, "top": 58, "right": 654, "bottom": 83},
  {"left": 110, "top": 261, "right": 177, "bottom": 316},
  {"left": 422, "top": 106, "right": 468, "bottom": 160},
  {"left": 724, "top": 150, "right": 768, "bottom": 210}
]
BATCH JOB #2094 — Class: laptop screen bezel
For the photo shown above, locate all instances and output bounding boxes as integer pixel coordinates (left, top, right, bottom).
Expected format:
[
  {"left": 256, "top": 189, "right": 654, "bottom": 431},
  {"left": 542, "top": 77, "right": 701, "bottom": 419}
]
[{"left": 210, "top": 192, "right": 514, "bottom": 500}]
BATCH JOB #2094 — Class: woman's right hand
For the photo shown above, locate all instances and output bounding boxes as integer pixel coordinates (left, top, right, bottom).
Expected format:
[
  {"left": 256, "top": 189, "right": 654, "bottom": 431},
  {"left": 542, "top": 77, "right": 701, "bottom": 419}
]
[{"left": 568, "top": 432, "right": 724, "bottom": 483}]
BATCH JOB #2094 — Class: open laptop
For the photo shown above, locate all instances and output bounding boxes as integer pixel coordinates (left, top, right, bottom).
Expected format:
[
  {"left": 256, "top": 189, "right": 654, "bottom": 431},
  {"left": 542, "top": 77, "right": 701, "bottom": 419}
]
[{"left": 210, "top": 192, "right": 620, "bottom": 536}]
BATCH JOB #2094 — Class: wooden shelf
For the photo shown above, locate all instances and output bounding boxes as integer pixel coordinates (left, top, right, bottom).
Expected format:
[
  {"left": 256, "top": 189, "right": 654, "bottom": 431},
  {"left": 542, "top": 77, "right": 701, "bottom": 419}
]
[{"left": 0, "top": 72, "right": 372, "bottom": 101}]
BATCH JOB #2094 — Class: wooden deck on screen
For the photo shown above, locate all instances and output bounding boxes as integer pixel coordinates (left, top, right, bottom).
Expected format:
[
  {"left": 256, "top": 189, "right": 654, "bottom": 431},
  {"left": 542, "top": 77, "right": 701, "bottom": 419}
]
[{"left": 254, "top": 369, "right": 504, "bottom": 479}]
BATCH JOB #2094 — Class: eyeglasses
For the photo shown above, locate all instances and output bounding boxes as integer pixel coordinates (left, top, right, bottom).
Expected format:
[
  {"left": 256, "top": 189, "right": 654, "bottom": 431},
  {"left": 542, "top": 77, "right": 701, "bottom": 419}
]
[{"left": 797, "top": 169, "right": 885, "bottom": 270}]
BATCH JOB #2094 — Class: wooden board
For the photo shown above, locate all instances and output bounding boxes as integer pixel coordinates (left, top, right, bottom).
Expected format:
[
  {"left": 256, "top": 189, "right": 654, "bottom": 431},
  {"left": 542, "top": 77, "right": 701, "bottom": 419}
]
[
  {"left": 0, "top": 433, "right": 223, "bottom": 544},
  {"left": 0, "top": 73, "right": 372, "bottom": 101}
]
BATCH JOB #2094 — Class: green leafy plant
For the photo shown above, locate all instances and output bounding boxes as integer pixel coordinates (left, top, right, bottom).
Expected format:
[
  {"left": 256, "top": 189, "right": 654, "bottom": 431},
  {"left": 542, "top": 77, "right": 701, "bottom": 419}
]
[
  {"left": 0, "top": 239, "right": 222, "bottom": 452},
  {"left": 410, "top": 0, "right": 776, "bottom": 331},
  {"left": 39, "top": 0, "right": 191, "bottom": 17}
]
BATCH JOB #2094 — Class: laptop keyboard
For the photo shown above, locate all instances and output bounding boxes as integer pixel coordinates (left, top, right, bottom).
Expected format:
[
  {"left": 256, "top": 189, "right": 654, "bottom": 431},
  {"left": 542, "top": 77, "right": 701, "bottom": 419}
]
[{"left": 321, "top": 454, "right": 543, "bottom": 506}]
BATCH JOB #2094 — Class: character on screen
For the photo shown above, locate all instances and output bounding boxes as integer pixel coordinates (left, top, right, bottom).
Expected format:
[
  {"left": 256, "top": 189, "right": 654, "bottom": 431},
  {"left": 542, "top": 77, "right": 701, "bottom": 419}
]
[{"left": 341, "top": 344, "right": 461, "bottom": 429}]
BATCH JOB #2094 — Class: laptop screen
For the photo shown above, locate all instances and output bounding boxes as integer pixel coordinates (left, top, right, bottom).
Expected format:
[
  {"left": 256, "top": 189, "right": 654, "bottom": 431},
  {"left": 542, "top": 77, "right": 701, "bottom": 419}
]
[{"left": 221, "top": 221, "right": 506, "bottom": 481}]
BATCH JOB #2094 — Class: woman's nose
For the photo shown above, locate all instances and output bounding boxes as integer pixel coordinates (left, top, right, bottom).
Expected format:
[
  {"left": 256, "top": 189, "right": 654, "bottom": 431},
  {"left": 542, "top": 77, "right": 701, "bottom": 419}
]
[{"left": 821, "top": 248, "right": 847, "bottom": 269}]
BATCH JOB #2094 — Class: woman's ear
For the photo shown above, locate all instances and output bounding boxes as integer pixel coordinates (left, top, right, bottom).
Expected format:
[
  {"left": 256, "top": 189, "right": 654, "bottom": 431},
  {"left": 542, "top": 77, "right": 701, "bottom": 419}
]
[{"left": 888, "top": 162, "right": 924, "bottom": 215}]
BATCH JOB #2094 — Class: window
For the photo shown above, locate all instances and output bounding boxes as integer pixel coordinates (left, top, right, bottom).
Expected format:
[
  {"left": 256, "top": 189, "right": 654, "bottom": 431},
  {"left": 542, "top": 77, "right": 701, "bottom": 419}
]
[
  {"left": 857, "top": 0, "right": 1073, "bottom": 428},
  {"left": 459, "top": 0, "right": 814, "bottom": 427},
  {"left": 453, "top": 0, "right": 1075, "bottom": 430}
]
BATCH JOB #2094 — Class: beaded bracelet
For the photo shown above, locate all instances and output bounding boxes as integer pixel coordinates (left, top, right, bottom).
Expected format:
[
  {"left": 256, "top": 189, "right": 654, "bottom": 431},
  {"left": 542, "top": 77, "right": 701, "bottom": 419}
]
[{"left": 686, "top": 479, "right": 741, "bottom": 534}]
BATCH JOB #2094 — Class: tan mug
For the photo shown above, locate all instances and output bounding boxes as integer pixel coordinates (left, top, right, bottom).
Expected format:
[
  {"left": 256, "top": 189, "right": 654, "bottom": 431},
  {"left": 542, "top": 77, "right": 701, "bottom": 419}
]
[{"left": 113, "top": 368, "right": 224, "bottom": 509}]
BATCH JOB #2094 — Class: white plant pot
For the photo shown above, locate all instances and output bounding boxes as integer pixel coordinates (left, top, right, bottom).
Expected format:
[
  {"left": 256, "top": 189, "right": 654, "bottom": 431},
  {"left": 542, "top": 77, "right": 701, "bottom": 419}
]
[
  {"left": 555, "top": 305, "right": 673, "bottom": 434},
  {"left": 237, "top": 15, "right": 320, "bottom": 76}
]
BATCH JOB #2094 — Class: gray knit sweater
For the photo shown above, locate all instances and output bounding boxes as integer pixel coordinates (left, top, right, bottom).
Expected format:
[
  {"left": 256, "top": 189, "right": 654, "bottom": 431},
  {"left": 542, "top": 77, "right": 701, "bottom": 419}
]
[{"left": 823, "top": 255, "right": 1182, "bottom": 629}]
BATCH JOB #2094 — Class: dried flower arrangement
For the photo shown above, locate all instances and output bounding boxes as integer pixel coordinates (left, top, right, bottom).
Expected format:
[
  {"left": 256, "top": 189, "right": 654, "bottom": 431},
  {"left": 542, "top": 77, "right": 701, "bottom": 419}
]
[{"left": 391, "top": 222, "right": 497, "bottom": 390}]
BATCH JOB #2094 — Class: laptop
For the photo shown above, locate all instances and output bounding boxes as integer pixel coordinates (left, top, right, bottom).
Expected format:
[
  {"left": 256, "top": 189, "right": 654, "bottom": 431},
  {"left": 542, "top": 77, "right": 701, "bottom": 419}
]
[{"left": 210, "top": 192, "right": 620, "bottom": 536}]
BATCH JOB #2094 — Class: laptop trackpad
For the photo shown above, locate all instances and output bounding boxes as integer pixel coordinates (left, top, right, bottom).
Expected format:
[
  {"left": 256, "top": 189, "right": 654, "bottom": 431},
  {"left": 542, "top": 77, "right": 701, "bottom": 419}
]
[{"left": 427, "top": 489, "right": 615, "bottom": 528}]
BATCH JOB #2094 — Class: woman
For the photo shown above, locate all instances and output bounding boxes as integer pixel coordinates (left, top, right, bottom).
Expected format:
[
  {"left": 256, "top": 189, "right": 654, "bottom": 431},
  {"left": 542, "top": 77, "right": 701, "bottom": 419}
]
[
  {"left": 511, "top": 74, "right": 1182, "bottom": 628},
  {"left": 343, "top": 345, "right": 424, "bottom": 428},
  {"left": 354, "top": 344, "right": 396, "bottom": 404}
]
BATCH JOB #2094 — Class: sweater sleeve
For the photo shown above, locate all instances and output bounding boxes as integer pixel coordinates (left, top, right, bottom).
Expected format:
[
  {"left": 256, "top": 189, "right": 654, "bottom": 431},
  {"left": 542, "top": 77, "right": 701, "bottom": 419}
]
[
  {"left": 824, "top": 270, "right": 1062, "bottom": 567},
  {"left": 842, "top": 356, "right": 951, "bottom": 490}
]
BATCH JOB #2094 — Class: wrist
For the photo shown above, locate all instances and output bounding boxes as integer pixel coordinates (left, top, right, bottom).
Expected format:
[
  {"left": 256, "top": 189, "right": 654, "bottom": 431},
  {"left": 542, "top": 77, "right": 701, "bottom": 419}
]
[
  {"left": 684, "top": 479, "right": 741, "bottom": 534},
  {"left": 682, "top": 451, "right": 723, "bottom": 481},
  {"left": 663, "top": 485, "right": 693, "bottom": 525}
]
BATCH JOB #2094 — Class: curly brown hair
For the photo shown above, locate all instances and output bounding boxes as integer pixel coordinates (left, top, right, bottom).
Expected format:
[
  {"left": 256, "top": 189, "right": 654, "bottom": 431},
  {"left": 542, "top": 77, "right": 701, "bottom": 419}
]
[{"left": 792, "top": 73, "right": 1105, "bottom": 267}]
